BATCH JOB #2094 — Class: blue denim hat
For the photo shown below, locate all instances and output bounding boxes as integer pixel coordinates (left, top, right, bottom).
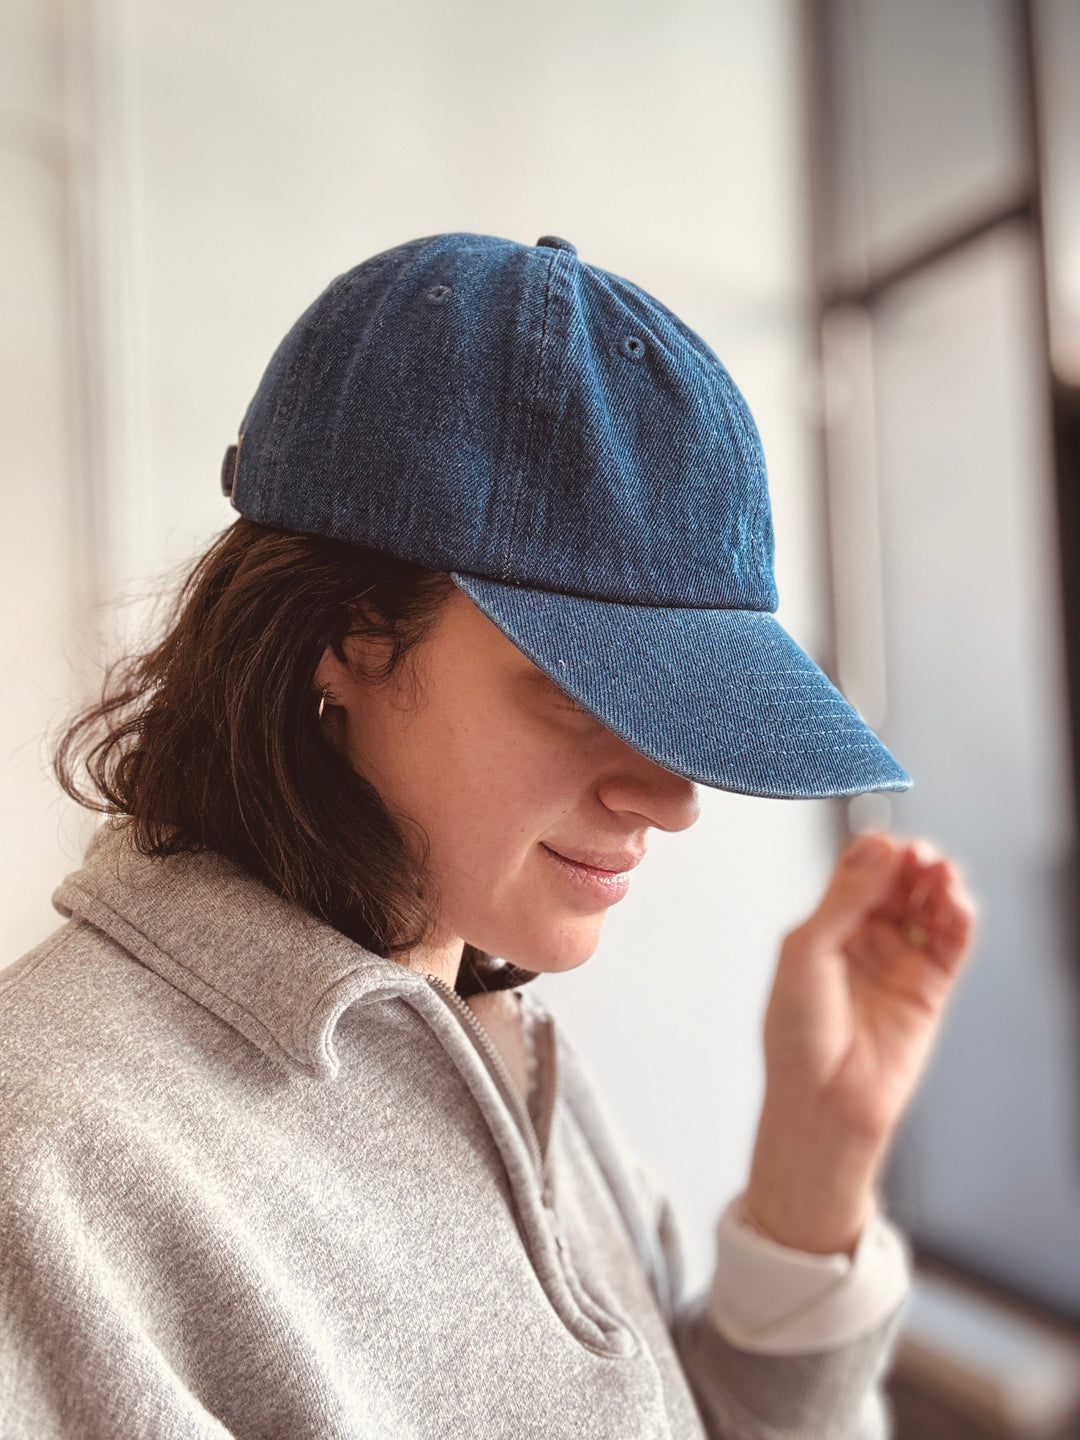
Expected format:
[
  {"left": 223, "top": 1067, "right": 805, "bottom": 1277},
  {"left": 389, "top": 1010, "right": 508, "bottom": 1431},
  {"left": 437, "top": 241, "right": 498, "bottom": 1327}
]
[{"left": 221, "top": 232, "right": 910, "bottom": 799}]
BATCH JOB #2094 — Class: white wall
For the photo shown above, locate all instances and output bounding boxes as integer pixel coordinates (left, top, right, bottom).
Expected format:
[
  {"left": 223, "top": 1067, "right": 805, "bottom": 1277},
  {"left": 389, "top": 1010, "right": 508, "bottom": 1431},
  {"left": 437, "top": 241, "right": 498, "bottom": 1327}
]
[
  {"left": 1, "top": 0, "right": 105, "bottom": 960},
  {"left": 1, "top": 0, "right": 834, "bottom": 1295}
]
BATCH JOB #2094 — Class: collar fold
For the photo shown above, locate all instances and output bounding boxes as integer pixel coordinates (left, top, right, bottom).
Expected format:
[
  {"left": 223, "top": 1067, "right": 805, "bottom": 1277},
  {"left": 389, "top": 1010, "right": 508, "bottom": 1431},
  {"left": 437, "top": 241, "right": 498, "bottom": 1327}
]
[{"left": 51, "top": 820, "right": 427, "bottom": 1078}]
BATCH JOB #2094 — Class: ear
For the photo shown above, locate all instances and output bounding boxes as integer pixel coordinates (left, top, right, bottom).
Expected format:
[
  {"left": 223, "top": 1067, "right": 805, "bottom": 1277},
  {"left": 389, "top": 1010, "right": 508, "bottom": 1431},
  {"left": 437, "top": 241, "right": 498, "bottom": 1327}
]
[
  {"left": 312, "top": 643, "right": 353, "bottom": 705},
  {"left": 313, "top": 632, "right": 400, "bottom": 712}
]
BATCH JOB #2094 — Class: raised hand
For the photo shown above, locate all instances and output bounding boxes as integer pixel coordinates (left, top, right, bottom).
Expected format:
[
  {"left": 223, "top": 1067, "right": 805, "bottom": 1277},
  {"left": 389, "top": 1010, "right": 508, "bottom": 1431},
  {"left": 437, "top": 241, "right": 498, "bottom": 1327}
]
[{"left": 742, "top": 831, "right": 977, "bottom": 1256}]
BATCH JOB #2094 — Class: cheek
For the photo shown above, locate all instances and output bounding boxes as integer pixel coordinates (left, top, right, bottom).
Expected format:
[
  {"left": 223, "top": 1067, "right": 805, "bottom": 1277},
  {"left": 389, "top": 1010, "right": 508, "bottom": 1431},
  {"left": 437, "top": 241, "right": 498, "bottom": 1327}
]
[
  {"left": 363, "top": 702, "right": 578, "bottom": 880},
  {"left": 427, "top": 731, "right": 615, "bottom": 970},
  {"left": 432, "top": 722, "right": 577, "bottom": 876},
  {"left": 345, "top": 684, "right": 610, "bottom": 968}
]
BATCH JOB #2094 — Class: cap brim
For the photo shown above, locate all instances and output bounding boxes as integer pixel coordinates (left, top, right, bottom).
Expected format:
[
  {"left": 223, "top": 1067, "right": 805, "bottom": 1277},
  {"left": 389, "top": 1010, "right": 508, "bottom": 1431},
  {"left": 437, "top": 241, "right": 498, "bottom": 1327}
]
[{"left": 451, "top": 574, "right": 911, "bottom": 800}]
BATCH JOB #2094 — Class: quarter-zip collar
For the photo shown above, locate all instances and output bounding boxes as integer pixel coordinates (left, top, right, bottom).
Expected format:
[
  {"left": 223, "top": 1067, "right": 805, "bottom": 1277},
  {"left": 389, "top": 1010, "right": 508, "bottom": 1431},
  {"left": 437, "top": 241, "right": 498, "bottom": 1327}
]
[
  {"left": 51, "top": 819, "right": 430, "bottom": 1079},
  {"left": 49, "top": 820, "right": 634, "bottom": 1356},
  {"left": 50, "top": 820, "right": 561, "bottom": 1194}
]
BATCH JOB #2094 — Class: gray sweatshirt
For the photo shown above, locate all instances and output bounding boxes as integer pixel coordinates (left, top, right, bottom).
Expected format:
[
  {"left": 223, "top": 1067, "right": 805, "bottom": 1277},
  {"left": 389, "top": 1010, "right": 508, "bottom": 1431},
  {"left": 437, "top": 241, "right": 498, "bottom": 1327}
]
[{"left": 0, "top": 820, "right": 904, "bottom": 1438}]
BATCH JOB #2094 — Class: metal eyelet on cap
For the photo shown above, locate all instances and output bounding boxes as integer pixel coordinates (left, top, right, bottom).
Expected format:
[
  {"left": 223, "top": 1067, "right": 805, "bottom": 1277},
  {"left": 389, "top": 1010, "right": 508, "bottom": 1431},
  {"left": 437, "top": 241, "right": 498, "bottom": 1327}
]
[
  {"left": 619, "top": 335, "right": 646, "bottom": 361},
  {"left": 426, "top": 284, "right": 453, "bottom": 304}
]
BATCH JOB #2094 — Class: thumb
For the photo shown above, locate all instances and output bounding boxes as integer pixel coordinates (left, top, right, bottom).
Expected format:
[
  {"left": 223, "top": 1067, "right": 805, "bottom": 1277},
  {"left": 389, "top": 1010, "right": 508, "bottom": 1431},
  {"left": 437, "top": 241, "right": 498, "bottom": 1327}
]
[{"left": 804, "top": 832, "right": 903, "bottom": 947}]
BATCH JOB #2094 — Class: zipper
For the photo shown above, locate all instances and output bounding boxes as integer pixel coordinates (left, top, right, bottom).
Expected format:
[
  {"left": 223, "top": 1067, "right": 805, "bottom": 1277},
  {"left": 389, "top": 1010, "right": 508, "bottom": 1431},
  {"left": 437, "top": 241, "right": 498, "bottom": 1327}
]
[
  {"left": 423, "top": 972, "right": 549, "bottom": 1195},
  {"left": 422, "top": 972, "right": 636, "bottom": 1358}
]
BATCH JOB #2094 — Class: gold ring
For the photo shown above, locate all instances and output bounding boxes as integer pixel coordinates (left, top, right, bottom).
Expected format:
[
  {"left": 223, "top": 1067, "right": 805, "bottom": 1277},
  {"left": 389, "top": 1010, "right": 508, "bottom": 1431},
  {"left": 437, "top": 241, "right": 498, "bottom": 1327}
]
[{"left": 902, "top": 921, "right": 929, "bottom": 948}]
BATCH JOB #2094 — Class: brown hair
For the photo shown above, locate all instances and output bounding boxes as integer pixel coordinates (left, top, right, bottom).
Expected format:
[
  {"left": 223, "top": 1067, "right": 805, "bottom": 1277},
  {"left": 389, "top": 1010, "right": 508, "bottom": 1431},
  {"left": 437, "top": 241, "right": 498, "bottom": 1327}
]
[{"left": 52, "top": 517, "right": 537, "bottom": 996}]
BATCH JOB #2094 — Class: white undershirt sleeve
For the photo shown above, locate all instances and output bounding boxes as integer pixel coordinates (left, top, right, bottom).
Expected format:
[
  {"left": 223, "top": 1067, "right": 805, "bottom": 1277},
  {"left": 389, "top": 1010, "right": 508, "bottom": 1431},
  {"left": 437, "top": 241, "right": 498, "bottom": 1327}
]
[{"left": 706, "top": 1190, "right": 913, "bottom": 1355}]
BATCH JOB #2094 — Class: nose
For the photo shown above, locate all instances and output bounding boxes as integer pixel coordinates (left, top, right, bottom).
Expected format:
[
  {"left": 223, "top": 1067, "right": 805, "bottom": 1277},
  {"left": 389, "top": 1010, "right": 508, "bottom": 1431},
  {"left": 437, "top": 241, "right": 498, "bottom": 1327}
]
[{"left": 595, "top": 744, "right": 701, "bottom": 834}]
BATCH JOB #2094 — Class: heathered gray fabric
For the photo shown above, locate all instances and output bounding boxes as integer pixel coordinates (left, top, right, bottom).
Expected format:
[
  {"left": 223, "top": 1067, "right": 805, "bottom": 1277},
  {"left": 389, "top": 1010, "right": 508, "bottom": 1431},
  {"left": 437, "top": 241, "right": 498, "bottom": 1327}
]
[{"left": 0, "top": 820, "right": 905, "bottom": 1438}]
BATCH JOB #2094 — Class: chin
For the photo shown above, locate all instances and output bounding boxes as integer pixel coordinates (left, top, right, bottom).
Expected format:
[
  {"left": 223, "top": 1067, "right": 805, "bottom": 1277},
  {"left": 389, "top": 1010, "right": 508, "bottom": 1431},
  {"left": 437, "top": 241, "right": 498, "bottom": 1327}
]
[{"left": 496, "top": 914, "right": 606, "bottom": 975}]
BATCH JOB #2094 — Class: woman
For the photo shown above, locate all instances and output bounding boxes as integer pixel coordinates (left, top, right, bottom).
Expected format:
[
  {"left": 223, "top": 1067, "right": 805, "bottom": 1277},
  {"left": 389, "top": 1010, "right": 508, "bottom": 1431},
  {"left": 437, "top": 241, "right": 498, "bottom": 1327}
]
[{"left": 0, "top": 233, "right": 975, "bottom": 1438}]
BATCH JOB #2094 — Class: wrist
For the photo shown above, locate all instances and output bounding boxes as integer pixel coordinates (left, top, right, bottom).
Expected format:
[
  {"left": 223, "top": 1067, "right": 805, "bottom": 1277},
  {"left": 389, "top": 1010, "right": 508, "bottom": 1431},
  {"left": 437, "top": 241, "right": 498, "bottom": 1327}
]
[{"left": 744, "top": 1102, "right": 888, "bottom": 1256}]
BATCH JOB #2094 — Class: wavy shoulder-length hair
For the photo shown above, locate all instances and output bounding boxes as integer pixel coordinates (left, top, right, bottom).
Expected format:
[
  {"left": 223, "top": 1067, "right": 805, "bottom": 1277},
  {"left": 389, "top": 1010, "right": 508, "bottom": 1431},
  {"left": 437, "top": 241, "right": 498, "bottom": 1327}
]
[{"left": 53, "top": 517, "right": 537, "bottom": 997}]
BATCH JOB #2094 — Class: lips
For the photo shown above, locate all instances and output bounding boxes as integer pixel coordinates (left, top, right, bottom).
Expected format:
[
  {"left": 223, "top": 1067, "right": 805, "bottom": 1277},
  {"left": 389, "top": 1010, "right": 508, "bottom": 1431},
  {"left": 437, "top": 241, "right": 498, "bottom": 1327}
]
[
  {"left": 540, "top": 843, "right": 645, "bottom": 874},
  {"left": 539, "top": 843, "right": 637, "bottom": 906}
]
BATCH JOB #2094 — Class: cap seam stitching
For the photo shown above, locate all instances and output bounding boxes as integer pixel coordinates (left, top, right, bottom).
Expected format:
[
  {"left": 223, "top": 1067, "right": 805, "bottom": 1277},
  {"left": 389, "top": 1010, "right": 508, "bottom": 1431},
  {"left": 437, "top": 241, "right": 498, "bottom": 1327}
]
[
  {"left": 262, "top": 271, "right": 359, "bottom": 488},
  {"left": 453, "top": 570, "right": 775, "bottom": 610},
  {"left": 501, "top": 250, "right": 559, "bottom": 581},
  {"left": 332, "top": 247, "right": 429, "bottom": 466}
]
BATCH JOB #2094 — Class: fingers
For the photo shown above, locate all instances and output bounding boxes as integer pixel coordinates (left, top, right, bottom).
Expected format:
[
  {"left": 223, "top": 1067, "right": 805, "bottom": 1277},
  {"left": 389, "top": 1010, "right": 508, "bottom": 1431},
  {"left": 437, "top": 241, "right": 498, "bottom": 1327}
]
[
  {"left": 907, "top": 860, "right": 978, "bottom": 970},
  {"left": 802, "top": 830, "right": 977, "bottom": 959},
  {"left": 874, "top": 840, "right": 968, "bottom": 919},
  {"left": 803, "top": 831, "right": 906, "bottom": 946},
  {"left": 857, "top": 836, "right": 978, "bottom": 975}
]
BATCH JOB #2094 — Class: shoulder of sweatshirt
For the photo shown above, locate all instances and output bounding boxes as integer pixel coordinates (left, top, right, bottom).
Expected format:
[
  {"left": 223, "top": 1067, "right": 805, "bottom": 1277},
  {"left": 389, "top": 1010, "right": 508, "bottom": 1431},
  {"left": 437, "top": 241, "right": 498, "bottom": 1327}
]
[{"left": 0, "top": 916, "right": 426, "bottom": 1195}]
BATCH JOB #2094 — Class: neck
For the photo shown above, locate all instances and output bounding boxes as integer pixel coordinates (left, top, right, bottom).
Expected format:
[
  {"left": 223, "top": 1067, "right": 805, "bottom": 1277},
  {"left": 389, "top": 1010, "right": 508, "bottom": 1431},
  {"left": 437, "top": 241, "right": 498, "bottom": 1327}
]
[{"left": 404, "top": 934, "right": 465, "bottom": 991}]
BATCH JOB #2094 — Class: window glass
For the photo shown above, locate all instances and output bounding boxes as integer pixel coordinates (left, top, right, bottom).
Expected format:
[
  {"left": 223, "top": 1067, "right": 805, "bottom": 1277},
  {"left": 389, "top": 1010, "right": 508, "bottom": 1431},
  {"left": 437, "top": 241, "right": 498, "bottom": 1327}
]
[
  {"left": 821, "top": 0, "right": 1030, "bottom": 289},
  {"left": 872, "top": 224, "right": 1080, "bottom": 1312}
]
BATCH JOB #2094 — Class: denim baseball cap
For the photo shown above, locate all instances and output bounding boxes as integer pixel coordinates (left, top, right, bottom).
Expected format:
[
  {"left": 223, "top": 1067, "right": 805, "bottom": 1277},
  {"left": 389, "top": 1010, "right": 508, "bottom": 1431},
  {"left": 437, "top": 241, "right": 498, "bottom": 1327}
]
[{"left": 221, "top": 231, "right": 910, "bottom": 799}]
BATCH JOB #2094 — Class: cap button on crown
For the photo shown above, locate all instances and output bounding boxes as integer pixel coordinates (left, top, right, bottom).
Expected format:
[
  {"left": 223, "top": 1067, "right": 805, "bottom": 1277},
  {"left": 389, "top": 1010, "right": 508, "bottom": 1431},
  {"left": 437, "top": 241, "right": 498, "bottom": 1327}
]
[{"left": 535, "top": 235, "right": 577, "bottom": 255}]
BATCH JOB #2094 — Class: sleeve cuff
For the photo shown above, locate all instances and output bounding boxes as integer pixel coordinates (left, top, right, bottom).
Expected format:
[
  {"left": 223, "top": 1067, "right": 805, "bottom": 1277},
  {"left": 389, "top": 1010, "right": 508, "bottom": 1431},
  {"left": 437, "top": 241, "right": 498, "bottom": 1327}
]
[{"left": 705, "top": 1191, "right": 913, "bottom": 1355}]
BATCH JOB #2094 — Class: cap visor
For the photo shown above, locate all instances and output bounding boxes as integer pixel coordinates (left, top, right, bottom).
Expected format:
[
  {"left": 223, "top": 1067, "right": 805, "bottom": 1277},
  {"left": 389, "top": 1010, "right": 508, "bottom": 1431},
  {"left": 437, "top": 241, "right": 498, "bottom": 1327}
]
[{"left": 451, "top": 574, "right": 910, "bottom": 800}]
